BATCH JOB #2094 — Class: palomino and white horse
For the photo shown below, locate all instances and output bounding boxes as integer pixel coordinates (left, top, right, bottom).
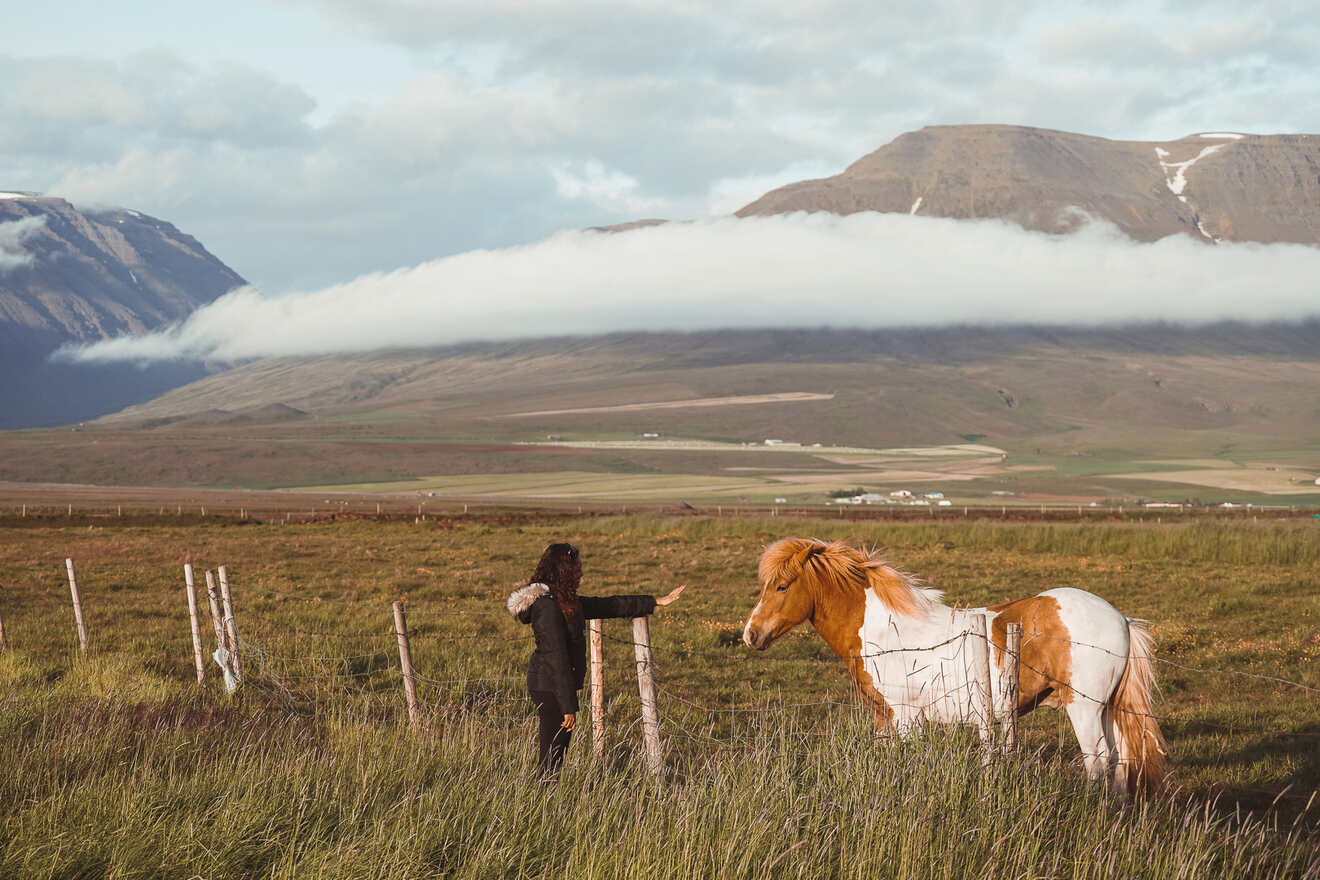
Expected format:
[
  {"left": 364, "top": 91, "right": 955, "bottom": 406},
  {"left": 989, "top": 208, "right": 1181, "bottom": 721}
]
[{"left": 742, "top": 538, "right": 1168, "bottom": 795}]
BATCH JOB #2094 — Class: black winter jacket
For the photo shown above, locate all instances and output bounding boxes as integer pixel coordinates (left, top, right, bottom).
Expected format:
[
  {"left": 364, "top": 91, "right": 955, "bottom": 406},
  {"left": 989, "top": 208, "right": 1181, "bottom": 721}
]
[{"left": 507, "top": 583, "right": 656, "bottom": 713}]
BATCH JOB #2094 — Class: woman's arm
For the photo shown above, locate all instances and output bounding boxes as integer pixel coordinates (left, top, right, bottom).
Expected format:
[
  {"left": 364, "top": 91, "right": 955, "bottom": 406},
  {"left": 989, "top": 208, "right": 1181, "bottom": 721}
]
[
  {"left": 580, "top": 585, "right": 685, "bottom": 620},
  {"left": 655, "top": 585, "right": 685, "bottom": 607}
]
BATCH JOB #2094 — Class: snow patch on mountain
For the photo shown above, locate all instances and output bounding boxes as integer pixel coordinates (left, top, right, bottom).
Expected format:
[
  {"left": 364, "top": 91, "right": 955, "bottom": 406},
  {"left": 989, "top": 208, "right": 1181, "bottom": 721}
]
[{"left": 1157, "top": 143, "right": 1227, "bottom": 196}]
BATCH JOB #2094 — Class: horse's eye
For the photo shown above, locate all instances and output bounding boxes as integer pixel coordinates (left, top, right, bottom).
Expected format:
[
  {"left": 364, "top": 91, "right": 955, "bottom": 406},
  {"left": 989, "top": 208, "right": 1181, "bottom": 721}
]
[{"left": 775, "top": 583, "right": 789, "bottom": 592}]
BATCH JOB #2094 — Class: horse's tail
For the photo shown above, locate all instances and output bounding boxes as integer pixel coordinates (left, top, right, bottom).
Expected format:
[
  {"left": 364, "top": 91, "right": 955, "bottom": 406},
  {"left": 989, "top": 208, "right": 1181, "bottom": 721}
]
[{"left": 1109, "top": 618, "right": 1169, "bottom": 796}]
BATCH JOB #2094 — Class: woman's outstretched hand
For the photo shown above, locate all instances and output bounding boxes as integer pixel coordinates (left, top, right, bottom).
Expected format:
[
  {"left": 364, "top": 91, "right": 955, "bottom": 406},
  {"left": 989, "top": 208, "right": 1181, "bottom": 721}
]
[
  {"left": 655, "top": 584, "right": 686, "bottom": 608},
  {"left": 562, "top": 713, "right": 575, "bottom": 731}
]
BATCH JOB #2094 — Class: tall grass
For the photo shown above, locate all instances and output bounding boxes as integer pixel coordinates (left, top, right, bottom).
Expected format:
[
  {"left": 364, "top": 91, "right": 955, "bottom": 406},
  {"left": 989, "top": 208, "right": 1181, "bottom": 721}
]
[
  {"left": 2, "top": 680, "right": 1316, "bottom": 879},
  {"left": 2, "top": 515, "right": 1318, "bottom": 877}
]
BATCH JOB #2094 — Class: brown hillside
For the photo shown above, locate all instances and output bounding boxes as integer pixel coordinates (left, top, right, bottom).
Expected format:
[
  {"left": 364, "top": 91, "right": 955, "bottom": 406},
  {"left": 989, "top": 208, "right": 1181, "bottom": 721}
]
[{"left": 736, "top": 125, "right": 1320, "bottom": 246}]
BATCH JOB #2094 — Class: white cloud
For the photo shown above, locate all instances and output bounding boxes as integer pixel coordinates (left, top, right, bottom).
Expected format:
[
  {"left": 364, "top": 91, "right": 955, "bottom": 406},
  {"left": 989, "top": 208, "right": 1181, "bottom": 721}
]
[
  {"left": 0, "top": 215, "right": 46, "bottom": 273},
  {"left": 62, "top": 212, "right": 1320, "bottom": 363},
  {"left": 1, "top": 54, "right": 316, "bottom": 149},
  {"left": 550, "top": 159, "right": 665, "bottom": 215},
  {"left": 51, "top": 147, "right": 203, "bottom": 212}
]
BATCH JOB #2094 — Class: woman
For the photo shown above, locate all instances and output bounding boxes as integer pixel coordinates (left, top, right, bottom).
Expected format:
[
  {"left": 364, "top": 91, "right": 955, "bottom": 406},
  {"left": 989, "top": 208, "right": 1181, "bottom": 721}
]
[{"left": 506, "top": 542, "right": 685, "bottom": 777}]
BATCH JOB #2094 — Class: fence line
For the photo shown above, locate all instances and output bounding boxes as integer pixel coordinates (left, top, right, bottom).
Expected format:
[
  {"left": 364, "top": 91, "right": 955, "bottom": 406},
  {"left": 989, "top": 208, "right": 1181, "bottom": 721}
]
[
  {"left": 981, "top": 629, "right": 1320, "bottom": 697},
  {"left": 9, "top": 570, "right": 1317, "bottom": 758},
  {"left": 234, "top": 616, "right": 1164, "bottom": 728},
  {"left": 248, "top": 626, "right": 395, "bottom": 640},
  {"left": 234, "top": 638, "right": 390, "bottom": 664},
  {"left": 13, "top": 595, "right": 1311, "bottom": 792},
  {"left": 8, "top": 592, "right": 1315, "bottom": 707},
  {"left": 166, "top": 607, "right": 1320, "bottom": 726},
  {"left": 254, "top": 590, "right": 512, "bottom": 615}
]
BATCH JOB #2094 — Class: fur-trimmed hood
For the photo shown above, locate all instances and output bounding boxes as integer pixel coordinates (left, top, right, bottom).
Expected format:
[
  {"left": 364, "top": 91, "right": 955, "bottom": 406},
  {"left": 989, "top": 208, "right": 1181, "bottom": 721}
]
[{"left": 507, "top": 583, "right": 549, "bottom": 621}]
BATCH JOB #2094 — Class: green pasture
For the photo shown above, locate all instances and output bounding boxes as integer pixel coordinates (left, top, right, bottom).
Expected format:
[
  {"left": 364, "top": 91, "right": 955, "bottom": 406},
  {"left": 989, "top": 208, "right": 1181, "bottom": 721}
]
[{"left": 1, "top": 515, "right": 1318, "bottom": 878}]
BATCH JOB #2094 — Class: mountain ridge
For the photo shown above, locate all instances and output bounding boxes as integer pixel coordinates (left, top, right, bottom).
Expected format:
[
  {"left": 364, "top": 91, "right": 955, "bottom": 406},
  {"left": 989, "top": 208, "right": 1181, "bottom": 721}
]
[
  {"left": 736, "top": 125, "right": 1320, "bottom": 246},
  {"left": 0, "top": 193, "right": 246, "bottom": 427}
]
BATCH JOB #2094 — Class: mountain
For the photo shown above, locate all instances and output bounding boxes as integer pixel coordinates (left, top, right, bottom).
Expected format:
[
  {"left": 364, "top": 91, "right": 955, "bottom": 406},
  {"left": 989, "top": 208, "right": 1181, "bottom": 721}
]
[
  {"left": 0, "top": 192, "right": 245, "bottom": 428},
  {"left": 737, "top": 125, "right": 1320, "bottom": 245}
]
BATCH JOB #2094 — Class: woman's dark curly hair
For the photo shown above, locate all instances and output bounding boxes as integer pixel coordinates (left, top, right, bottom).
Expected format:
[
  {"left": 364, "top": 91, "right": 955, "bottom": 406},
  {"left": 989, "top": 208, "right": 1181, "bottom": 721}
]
[{"left": 530, "top": 542, "right": 583, "bottom": 624}]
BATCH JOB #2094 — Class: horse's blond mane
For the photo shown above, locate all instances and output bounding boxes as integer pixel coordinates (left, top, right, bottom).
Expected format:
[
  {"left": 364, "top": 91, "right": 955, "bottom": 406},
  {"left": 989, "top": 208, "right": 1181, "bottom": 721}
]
[{"left": 760, "top": 538, "right": 944, "bottom": 618}]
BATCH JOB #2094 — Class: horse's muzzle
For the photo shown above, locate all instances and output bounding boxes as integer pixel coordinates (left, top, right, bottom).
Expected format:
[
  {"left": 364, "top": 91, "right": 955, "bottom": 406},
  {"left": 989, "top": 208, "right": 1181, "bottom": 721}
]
[{"left": 742, "top": 624, "right": 771, "bottom": 651}]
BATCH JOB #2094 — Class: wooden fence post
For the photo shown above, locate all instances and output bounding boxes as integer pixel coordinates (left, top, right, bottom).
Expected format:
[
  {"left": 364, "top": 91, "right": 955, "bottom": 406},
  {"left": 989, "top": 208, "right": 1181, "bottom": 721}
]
[
  {"left": 217, "top": 566, "right": 242, "bottom": 682},
  {"left": 205, "top": 569, "right": 239, "bottom": 691},
  {"left": 393, "top": 601, "right": 420, "bottom": 729},
  {"left": 632, "top": 616, "right": 663, "bottom": 780},
  {"left": 183, "top": 564, "right": 206, "bottom": 684},
  {"left": 589, "top": 618, "right": 605, "bottom": 758},
  {"left": 0, "top": 606, "right": 8, "bottom": 652},
  {"left": 65, "top": 558, "right": 88, "bottom": 653},
  {"left": 1004, "top": 622, "right": 1022, "bottom": 750},
  {"left": 204, "top": 570, "right": 225, "bottom": 648},
  {"left": 968, "top": 614, "right": 994, "bottom": 750}
]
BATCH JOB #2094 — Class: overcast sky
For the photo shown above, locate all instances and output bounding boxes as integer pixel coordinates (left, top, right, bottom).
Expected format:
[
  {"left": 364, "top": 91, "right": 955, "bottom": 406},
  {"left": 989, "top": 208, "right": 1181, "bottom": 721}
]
[{"left": 5, "top": 1, "right": 1318, "bottom": 295}]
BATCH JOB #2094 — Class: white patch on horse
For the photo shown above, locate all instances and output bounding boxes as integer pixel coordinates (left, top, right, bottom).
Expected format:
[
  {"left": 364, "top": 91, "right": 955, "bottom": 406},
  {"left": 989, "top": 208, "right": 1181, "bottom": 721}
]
[
  {"left": 742, "top": 599, "right": 763, "bottom": 647},
  {"left": 857, "top": 581, "right": 978, "bottom": 731},
  {"left": 1038, "top": 588, "right": 1128, "bottom": 705}
]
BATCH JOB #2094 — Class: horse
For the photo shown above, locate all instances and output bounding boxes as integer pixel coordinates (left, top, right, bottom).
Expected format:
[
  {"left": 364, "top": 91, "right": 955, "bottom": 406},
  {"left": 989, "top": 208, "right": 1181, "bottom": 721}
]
[{"left": 741, "top": 537, "right": 1168, "bottom": 795}]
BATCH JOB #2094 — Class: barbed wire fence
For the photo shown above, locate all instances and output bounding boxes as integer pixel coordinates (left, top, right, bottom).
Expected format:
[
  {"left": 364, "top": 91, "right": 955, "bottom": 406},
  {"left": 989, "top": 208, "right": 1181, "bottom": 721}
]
[
  {"left": 5, "top": 560, "right": 1320, "bottom": 797},
  {"left": 230, "top": 587, "right": 1320, "bottom": 761}
]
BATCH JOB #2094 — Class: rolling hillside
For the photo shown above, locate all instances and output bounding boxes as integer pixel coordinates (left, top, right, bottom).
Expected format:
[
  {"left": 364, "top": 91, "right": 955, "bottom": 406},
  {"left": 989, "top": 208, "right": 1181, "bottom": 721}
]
[
  {"left": 94, "top": 324, "right": 1320, "bottom": 446},
  {"left": 1, "top": 325, "right": 1316, "bottom": 502}
]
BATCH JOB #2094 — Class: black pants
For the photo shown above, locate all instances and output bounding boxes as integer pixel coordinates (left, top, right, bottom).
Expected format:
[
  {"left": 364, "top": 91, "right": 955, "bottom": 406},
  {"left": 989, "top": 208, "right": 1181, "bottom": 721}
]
[{"left": 530, "top": 690, "right": 573, "bottom": 777}]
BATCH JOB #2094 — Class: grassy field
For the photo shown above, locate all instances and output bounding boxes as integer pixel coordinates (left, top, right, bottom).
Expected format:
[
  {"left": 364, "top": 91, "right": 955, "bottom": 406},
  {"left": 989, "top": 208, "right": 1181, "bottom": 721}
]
[{"left": 2, "top": 514, "right": 1319, "bottom": 878}]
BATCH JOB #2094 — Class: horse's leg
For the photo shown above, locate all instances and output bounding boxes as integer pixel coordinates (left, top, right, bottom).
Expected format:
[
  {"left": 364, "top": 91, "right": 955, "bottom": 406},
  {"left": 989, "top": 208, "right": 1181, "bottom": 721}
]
[
  {"left": 862, "top": 693, "right": 893, "bottom": 734},
  {"left": 849, "top": 660, "right": 896, "bottom": 735},
  {"left": 1102, "top": 705, "right": 1129, "bottom": 797},
  {"left": 1065, "top": 700, "right": 1111, "bottom": 783}
]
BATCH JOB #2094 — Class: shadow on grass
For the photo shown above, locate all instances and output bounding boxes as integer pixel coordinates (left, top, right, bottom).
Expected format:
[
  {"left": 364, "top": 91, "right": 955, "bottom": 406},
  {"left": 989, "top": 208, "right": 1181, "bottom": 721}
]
[{"left": 1169, "top": 717, "right": 1320, "bottom": 821}]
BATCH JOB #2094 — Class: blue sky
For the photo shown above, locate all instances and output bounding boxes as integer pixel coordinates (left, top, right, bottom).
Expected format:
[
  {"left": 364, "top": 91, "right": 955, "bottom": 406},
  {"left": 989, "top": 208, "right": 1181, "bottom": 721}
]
[{"left": 5, "top": 1, "right": 1318, "bottom": 295}]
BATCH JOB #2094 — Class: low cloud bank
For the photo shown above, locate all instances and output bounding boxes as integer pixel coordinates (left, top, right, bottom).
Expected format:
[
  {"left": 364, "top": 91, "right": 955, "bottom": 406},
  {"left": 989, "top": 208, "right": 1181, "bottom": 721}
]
[
  {"left": 0, "top": 215, "right": 46, "bottom": 273},
  {"left": 62, "top": 212, "right": 1320, "bottom": 363}
]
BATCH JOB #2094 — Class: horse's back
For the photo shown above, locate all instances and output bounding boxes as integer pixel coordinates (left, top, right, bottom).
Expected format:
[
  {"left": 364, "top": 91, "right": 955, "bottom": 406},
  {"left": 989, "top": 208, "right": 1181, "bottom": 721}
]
[{"left": 989, "top": 587, "right": 1129, "bottom": 712}]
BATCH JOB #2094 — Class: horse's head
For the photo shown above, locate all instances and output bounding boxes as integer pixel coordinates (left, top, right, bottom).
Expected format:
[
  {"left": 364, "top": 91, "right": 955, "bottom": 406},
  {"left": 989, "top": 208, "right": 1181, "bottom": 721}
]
[{"left": 742, "top": 538, "right": 828, "bottom": 650}]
